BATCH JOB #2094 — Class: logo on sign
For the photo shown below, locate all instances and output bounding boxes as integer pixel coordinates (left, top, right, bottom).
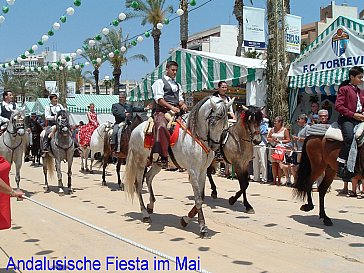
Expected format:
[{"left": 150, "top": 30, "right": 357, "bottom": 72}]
[{"left": 332, "top": 28, "right": 349, "bottom": 57}]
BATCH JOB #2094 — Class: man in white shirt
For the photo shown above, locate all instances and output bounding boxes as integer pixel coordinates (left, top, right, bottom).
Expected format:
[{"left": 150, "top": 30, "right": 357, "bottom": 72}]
[
  {"left": 151, "top": 61, "right": 187, "bottom": 165},
  {"left": 0, "top": 90, "right": 18, "bottom": 129},
  {"left": 42, "top": 94, "right": 65, "bottom": 154}
]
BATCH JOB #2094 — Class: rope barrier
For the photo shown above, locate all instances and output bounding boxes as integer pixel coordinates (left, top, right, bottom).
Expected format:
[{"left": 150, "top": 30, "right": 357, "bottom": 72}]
[{"left": 22, "top": 196, "right": 212, "bottom": 273}]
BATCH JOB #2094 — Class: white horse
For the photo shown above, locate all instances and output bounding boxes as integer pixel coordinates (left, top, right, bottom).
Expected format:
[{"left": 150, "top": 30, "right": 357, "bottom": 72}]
[
  {"left": 0, "top": 109, "right": 28, "bottom": 189},
  {"left": 124, "top": 96, "right": 233, "bottom": 238},
  {"left": 78, "top": 121, "right": 113, "bottom": 174}
]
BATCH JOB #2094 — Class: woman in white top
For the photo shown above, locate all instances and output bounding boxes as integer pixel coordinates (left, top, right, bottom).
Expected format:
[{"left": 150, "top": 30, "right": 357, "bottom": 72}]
[
  {"left": 267, "top": 116, "right": 290, "bottom": 185},
  {"left": 213, "top": 81, "right": 236, "bottom": 120}
]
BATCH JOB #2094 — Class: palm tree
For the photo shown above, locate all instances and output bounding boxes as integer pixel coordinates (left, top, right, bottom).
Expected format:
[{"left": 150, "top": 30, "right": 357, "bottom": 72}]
[
  {"left": 81, "top": 41, "right": 105, "bottom": 94},
  {"left": 101, "top": 28, "right": 148, "bottom": 94},
  {"left": 233, "top": 0, "right": 253, "bottom": 57},
  {"left": 126, "top": 0, "right": 173, "bottom": 67},
  {"left": 180, "top": 0, "right": 188, "bottom": 49},
  {"left": 0, "top": 70, "right": 13, "bottom": 91},
  {"left": 68, "top": 68, "right": 94, "bottom": 94}
]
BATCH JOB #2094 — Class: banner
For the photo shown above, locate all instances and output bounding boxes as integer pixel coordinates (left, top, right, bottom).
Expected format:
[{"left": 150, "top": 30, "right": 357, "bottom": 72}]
[
  {"left": 243, "top": 6, "right": 266, "bottom": 49},
  {"left": 289, "top": 25, "right": 364, "bottom": 76},
  {"left": 67, "top": 81, "right": 76, "bottom": 98},
  {"left": 44, "top": 81, "right": 58, "bottom": 95},
  {"left": 285, "top": 14, "right": 301, "bottom": 54}
]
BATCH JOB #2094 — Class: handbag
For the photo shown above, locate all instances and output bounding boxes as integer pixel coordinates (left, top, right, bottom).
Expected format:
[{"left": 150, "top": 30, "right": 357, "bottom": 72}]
[{"left": 271, "top": 145, "right": 286, "bottom": 161}]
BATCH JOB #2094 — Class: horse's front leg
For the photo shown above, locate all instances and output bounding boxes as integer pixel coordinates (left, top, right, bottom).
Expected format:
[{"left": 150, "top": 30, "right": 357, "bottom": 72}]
[
  {"left": 80, "top": 149, "right": 85, "bottom": 172},
  {"left": 43, "top": 156, "right": 50, "bottom": 193},
  {"left": 232, "top": 167, "right": 255, "bottom": 214},
  {"left": 135, "top": 167, "right": 150, "bottom": 223},
  {"left": 207, "top": 164, "right": 217, "bottom": 199},
  {"left": 55, "top": 159, "right": 64, "bottom": 195},
  {"left": 101, "top": 154, "right": 109, "bottom": 186},
  {"left": 318, "top": 168, "right": 336, "bottom": 226},
  {"left": 116, "top": 159, "right": 123, "bottom": 190},
  {"left": 15, "top": 157, "right": 22, "bottom": 190},
  {"left": 67, "top": 157, "right": 73, "bottom": 194},
  {"left": 85, "top": 148, "right": 90, "bottom": 172},
  {"left": 89, "top": 151, "right": 94, "bottom": 174}
]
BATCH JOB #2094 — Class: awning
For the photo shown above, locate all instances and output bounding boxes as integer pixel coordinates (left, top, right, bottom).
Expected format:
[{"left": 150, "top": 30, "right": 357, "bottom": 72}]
[
  {"left": 289, "top": 16, "right": 364, "bottom": 92},
  {"left": 67, "top": 94, "right": 119, "bottom": 113},
  {"left": 24, "top": 101, "right": 35, "bottom": 116},
  {"left": 128, "top": 48, "right": 266, "bottom": 102}
]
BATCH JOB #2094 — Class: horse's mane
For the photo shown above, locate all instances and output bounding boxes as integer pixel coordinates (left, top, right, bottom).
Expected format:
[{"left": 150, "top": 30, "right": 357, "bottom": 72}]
[{"left": 186, "top": 96, "right": 210, "bottom": 137}]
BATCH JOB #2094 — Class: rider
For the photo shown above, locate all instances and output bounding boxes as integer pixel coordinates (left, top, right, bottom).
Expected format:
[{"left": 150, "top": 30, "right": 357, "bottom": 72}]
[
  {"left": 335, "top": 66, "right": 364, "bottom": 181},
  {"left": 212, "top": 81, "right": 236, "bottom": 121},
  {"left": 110, "top": 92, "right": 148, "bottom": 153},
  {"left": 42, "top": 94, "right": 65, "bottom": 155},
  {"left": 151, "top": 60, "right": 187, "bottom": 165},
  {"left": 0, "top": 90, "right": 18, "bottom": 130}
]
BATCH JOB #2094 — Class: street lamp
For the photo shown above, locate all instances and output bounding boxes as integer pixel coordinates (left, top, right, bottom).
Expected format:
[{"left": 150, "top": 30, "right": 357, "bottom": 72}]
[{"left": 104, "top": 75, "right": 110, "bottom": 95}]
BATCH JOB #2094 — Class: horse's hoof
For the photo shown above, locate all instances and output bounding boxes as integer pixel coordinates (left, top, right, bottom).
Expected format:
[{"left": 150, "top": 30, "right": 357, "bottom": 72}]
[
  {"left": 199, "top": 227, "right": 209, "bottom": 239},
  {"left": 228, "top": 196, "right": 236, "bottom": 205},
  {"left": 58, "top": 188, "right": 65, "bottom": 196},
  {"left": 323, "top": 219, "right": 333, "bottom": 226},
  {"left": 44, "top": 187, "right": 50, "bottom": 193},
  {"left": 68, "top": 188, "right": 73, "bottom": 194},
  {"left": 142, "top": 217, "right": 151, "bottom": 223},
  {"left": 81, "top": 167, "right": 85, "bottom": 172},
  {"left": 211, "top": 191, "right": 218, "bottom": 199},
  {"left": 119, "top": 183, "right": 124, "bottom": 191},
  {"left": 180, "top": 216, "right": 189, "bottom": 228},
  {"left": 246, "top": 208, "right": 255, "bottom": 214},
  {"left": 300, "top": 204, "right": 314, "bottom": 212},
  {"left": 147, "top": 205, "right": 153, "bottom": 214},
  {"left": 102, "top": 181, "right": 107, "bottom": 186},
  {"left": 86, "top": 169, "right": 90, "bottom": 173},
  {"left": 89, "top": 170, "right": 94, "bottom": 174}
]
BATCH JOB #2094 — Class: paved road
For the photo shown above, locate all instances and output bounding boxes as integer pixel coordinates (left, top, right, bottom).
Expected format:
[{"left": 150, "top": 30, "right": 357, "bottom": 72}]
[{"left": 1, "top": 160, "right": 363, "bottom": 273}]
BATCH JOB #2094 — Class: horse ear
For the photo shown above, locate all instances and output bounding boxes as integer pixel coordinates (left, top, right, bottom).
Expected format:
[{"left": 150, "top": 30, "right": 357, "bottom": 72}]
[
  {"left": 241, "top": 105, "right": 249, "bottom": 111},
  {"left": 210, "top": 97, "right": 218, "bottom": 111},
  {"left": 260, "top": 106, "right": 265, "bottom": 111},
  {"left": 226, "top": 97, "right": 235, "bottom": 109}
]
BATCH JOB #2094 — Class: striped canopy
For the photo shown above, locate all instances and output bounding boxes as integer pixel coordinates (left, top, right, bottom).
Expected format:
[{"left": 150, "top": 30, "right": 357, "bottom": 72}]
[
  {"left": 289, "top": 16, "right": 364, "bottom": 92},
  {"left": 128, "top": 48, "right": 265, "bottom": 102},
  {"left": 24, "top": 101, "right": 35, "bottom": 116}
]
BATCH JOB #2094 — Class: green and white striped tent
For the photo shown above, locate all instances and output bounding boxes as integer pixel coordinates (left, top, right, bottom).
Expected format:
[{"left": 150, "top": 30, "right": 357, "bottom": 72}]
[
  {"left": 128, "top": 48, "right": 266, "bottom": 102},
  {"left": 288, "top": 16, "right": 364, "bottom": 94},
  {"left": 24, "top": 101, "right": 35, "bottom": 116}
]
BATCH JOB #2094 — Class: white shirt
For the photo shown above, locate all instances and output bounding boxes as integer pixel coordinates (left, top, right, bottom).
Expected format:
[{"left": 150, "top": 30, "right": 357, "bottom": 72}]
[
  {"left": 0, "top": 101, "right": 19, "bottom": 122},
  {"left": 45, "top": 103, "right": 65, "bottom": 121},
  {"left": 152, "top": 75, "right": 184, "bottom": 104}
]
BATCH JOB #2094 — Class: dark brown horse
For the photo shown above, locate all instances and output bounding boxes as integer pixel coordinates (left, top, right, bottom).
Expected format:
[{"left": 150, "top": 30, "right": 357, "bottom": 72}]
[
  {"left": 294, "top": 135, "right": 357, "bottom": 226},
  {"left": 206, "top": 106, "right": 263, "bottom": 213},
  {"left": 30, "top": 118, "right": 43, "bottom": 166},
  {"left": 101, "top": 114, "right": 143, "bottom": 188}
]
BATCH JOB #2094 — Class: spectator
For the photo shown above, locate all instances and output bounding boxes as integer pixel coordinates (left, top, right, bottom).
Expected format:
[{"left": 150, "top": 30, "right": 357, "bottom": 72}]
[
  {"left": 318, "top": 109, "right": 330, "bottom": 124},
  {"left": 307, "top": 102, "right": 319, "bottom": 125},
  {"left": 253, "top": 117, "right": 269, "bottom": 183}
]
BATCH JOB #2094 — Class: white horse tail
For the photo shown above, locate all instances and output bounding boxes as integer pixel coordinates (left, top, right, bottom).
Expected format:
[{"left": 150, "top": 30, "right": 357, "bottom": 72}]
[
  {"left": 46, "top": 156, "right": 55, "bottom": 178},
  {"left": 124, "top": 149, "right": 138, "bottom": 199}
]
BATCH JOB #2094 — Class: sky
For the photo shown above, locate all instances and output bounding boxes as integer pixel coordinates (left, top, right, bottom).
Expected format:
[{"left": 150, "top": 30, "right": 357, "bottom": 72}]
[{"left": 0, "top": 0, "right": 363, "bottom": 82}]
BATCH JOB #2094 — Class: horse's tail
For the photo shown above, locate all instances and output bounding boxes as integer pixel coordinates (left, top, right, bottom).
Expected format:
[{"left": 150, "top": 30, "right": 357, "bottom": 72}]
[
  {"left": 124, "top": 149, "right": 138, "bottom": 200},
  {"left": 46, "top": 156, "right": 55, "bottom": 178},
  {"left": 293, "top": 138, "right": 311, "bottom": 201}
]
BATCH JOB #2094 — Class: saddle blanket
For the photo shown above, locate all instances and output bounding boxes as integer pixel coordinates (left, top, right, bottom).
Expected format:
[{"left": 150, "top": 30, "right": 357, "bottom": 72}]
[{"left": 144, "top": 122, "right": 181, "bottom": 149}]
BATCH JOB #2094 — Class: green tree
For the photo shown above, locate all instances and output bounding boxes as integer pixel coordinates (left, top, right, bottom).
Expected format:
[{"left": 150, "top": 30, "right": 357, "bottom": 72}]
[
  {"left": 126, "top": 0, "right": 173, "bottom": 67},
  {"left": 0, "top": 70, "right": 13, "bottom": 91},
  {"left": 101, "top": 28, "right": 147, "bottom": 94},
  {"left": 233, "top": 0, "right": 253, "bottom": 57},
  {"left": 68, "top": 68, "right": 94, "bottom": 94}
]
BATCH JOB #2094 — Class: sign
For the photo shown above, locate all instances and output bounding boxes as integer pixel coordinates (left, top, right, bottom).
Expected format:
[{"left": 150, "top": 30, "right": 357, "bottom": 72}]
[
  {"left": 289, "top": 25, "right": 364, "bottom": 76},
  {"left": 44, "top": 81, "right": 58, "bottom": 95},
  {"left": 243, "top": 6, "right": 266, "bottom": 49},
  {"left": 67, "top": 81, "right": 76, "bottom": 98},
  {"left": 285, "top": 14, "right": 301, "bottom": 54}
]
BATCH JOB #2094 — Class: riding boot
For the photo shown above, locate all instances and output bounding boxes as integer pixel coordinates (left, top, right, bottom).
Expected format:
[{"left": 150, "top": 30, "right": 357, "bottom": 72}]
[
  {"left": 337, "top": 162, "right": 354, "bottom": 182},
  {"left": 42, "top": 137, "right": 50, "bottom": 156}
]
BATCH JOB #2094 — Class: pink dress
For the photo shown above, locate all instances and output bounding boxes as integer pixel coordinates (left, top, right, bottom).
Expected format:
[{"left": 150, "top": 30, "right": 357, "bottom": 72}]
[{"left": 78, "top": 112, "right": 99, "bottom": 147}]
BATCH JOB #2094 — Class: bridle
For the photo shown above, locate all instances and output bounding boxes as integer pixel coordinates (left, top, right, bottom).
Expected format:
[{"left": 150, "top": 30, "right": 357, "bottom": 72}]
[{"left": 6, "top": 114, "right": 25, "bottom": 137}]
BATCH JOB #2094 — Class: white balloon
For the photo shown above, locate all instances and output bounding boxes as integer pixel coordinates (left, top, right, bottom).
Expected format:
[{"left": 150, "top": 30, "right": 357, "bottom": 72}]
[
  {"left": 120, "top": 46, "right": 127, "bottom": 52},
  {"left": 37, "top": 67, "right": 42, "bottom": 72},
  {"left": 96, "top": 58, "right": 102, "bottom": 63},
  {"left": 41, "top": 35, "right": 49, "bottom": 42},
  {"left": 53, "top": 22, "right": 61, "bottom": 30},
  {"left": 108, "top": 52, "right": 114, "bottom": 58},
  {"left": 10, "top": 60, "right": 15, "bottom": 66},
  {"left": 70, "top": 52, "right": 77, "bottom": 58},
  {"left": 75, "top": 65, "right": 80, "bottom": 69},
  {"left": 67, "top": 66, "right": 72, "bottom": 71},
  {"left": 30, "top": 67, "right": 35, "bottom": 71},
  {"left": 137, "top": 36, "right": 143, "bottom": 43},
  {"left": 0, "top": 16, "right": 5, "bottom": 24},
  {"left": 52, "top": 63, "right": 57, "bottom": 68},
  {"left": 6, "top": 0, "right": 15, "bottom": 6},
  {"left": 44, "top": 66, "right": 48, "bottom": 71},
  {"left": 25, "top": 51, "right": 30, "bottom": 57},
  {"left": 76, "top": 48, "right": 83, "bottom": 55},
  {"left": 66, "top": 7, "right": 75, "bottom": 15},
  {"left": 4, "top": 63, "right": 9, "bottom": 68},
  {"left": 176, "top": 8, "right": 184, "bottom": 16},
  {"left": 32, "top": 44, "right": 38, "bottom": 51},
  {"left": 17, "top": 57, "right": 22, "bottom": 63},
  {"left": 84, "top": 61, "right": 90, "bottom": 66},
  {"left": 118, "top": 12, "right": 126, "bottom": 21},
  {"left": 102, "top": 28, "right": 110, "bottom": 35},
  {"left": 88, "top": 40, "right": 96, "bottom": 46},
  {"left": 61, "top": 58, "right": 67, "bottom": 64},
  {"left": 157, "top": 23, "right": 163, "bottom": 30},
  {"left": 59, "top": 66, "right": 64, "bottom": 70}
]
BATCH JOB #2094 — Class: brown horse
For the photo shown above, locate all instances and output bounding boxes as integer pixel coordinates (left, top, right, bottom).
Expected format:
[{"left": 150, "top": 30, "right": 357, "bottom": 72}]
[
  {"left": 101, "top": 114, "right": 143, "bottom": 188},
  {"left": 294, "top": 135, "right": 358, "bottom": 226}
]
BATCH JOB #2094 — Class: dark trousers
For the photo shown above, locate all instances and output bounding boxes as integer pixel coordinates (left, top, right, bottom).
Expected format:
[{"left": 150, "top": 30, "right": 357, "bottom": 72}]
[
  {"left": 338, "top": 115, "right": 358, "bottom": 161},
  {"left": 152, "top": 112, "right": 170, "bottom": 158}
]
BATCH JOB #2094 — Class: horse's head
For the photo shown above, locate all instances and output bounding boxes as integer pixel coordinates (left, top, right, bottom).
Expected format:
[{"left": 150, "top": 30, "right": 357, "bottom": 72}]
[
  {"left": 56, "top": 110, "right": 70, "bottom": 135},
  {"left": 239, "top": 105, "right": 263, "bottom": 145},
  {"left": 9, "top": 110, "right": 26, "bottom": 136}
]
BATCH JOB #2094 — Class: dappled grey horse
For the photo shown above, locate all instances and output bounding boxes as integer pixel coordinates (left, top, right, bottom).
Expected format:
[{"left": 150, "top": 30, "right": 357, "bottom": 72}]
[
  {"left": 42, "top": 110, "right": 74, "bottom": 195},
  {"left": 0, "top": 109, "right": 28, "bottom": 189},
  {"left": 124, "top": 96, "right": 233, "bottom": 238}
]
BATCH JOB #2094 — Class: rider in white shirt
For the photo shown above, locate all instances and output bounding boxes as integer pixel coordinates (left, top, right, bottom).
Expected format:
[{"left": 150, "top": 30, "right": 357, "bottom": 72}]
[{"left": 0, "top": 91, "right": 18, "bottom": 129}]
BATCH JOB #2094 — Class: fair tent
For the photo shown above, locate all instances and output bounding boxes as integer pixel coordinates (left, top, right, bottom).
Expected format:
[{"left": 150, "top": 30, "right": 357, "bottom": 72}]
[{"left": 128, "top": 48, "right": 266, "bottom": 107}]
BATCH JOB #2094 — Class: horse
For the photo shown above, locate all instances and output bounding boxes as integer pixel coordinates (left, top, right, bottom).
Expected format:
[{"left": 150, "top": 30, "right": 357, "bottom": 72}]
[
  {"left": 100, "top": 114, "right": 143, "bottom": 188},
  {"left": 123, "top": 96, "right": 234, "bottom": 238},
  {"left": 0, "top": 109, "right": 28, "bottom": 189},
  {"left": 42, "top": 110, "right": 75, "bottom": 195},
  {"left": 30, "top": 117, "right": 43, "bottom": 166},
  {"left": 294, "top": 134, "right": 354, "bottom": 226},
  {"left": 78, "top": 121, "right": 113, "bottom": 174},
  {"left": 206, "top": 107, "right": 263, "bottom": 213}
]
